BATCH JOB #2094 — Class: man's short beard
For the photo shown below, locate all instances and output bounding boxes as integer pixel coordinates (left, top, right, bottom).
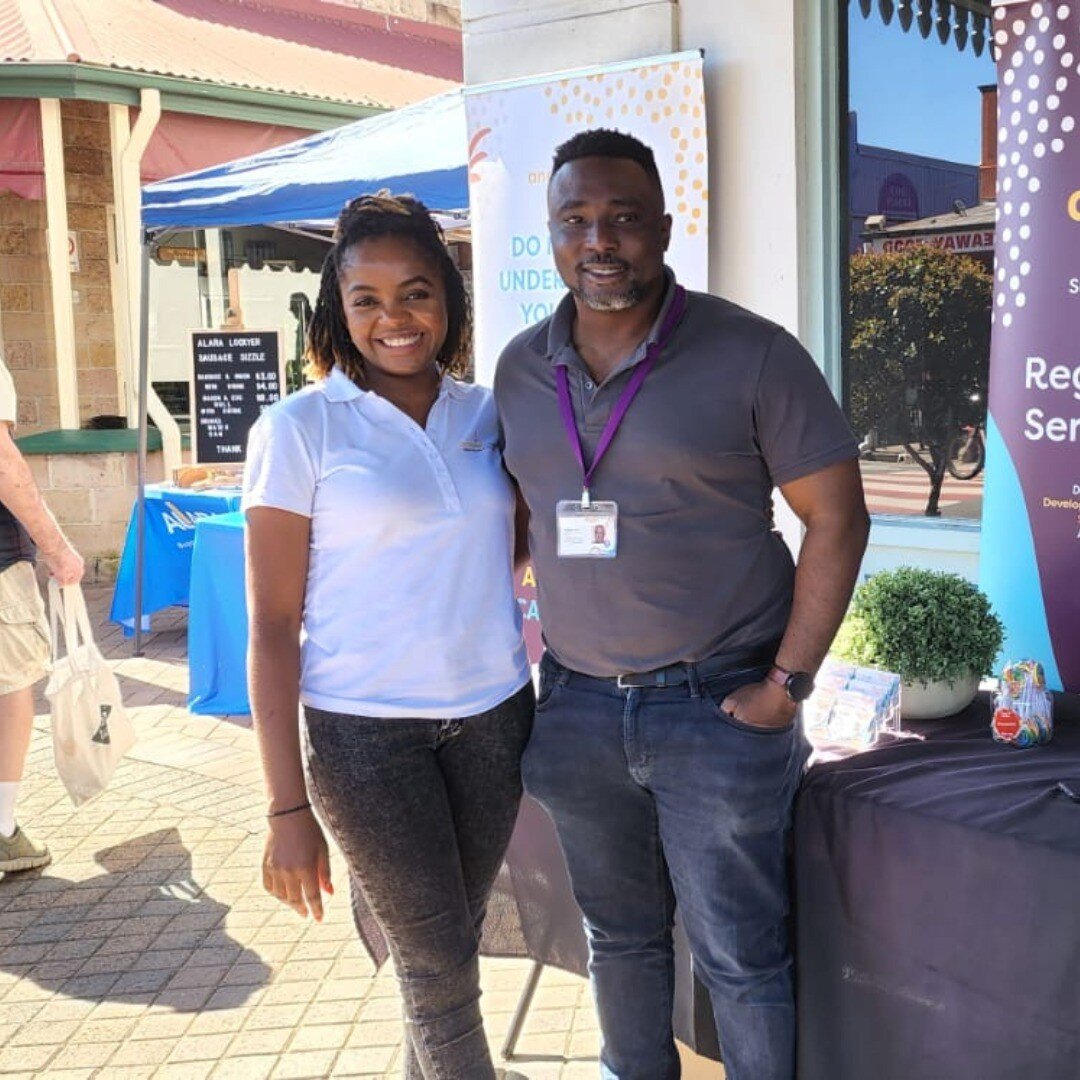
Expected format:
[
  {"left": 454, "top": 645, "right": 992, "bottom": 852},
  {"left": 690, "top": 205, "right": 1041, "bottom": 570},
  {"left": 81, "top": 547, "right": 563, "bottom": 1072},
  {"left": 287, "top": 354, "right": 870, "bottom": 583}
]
[{"left": 571, "top": 282, "right": 644, "bottom": 312}]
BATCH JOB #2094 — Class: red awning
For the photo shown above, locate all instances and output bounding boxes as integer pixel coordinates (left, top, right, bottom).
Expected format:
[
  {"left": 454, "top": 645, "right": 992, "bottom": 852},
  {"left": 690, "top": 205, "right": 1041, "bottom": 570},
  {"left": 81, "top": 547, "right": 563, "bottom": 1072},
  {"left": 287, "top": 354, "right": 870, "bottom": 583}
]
[
  {"left": 0, "top": 99, "right": 45, "bottom": 200},
  {"left": 0, "top": 104, "right": 314, "bottom": 199},
  {"left": 140, "top": 111, "right": 315, "bottom": 184}
]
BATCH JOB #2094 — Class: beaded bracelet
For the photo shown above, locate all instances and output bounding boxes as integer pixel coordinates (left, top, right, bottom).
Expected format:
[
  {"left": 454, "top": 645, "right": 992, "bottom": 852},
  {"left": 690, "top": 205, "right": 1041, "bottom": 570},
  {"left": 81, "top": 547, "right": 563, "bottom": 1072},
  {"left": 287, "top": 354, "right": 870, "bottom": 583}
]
[{"left": 267, "top": 801, "right": 311, "bottom": 819}]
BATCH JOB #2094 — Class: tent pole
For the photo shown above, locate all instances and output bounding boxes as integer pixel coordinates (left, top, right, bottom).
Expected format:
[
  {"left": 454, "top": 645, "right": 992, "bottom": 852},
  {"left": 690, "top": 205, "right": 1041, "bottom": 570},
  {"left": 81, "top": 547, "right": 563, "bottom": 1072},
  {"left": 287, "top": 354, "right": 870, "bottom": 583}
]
[
  {"left": 133, "top": 232, "right": 152, "bottom": 657},
  {"left": 502, "top": 960, "right": 544, "bottom": 1059}
]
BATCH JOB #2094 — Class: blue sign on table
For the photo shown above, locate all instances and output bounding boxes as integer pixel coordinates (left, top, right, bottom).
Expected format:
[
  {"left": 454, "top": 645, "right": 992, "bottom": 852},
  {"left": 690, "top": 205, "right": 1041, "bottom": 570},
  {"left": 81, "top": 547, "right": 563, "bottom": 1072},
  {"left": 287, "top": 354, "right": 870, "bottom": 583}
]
[{"left": 109, "top": 486, "right": 242, "bottom": 631}]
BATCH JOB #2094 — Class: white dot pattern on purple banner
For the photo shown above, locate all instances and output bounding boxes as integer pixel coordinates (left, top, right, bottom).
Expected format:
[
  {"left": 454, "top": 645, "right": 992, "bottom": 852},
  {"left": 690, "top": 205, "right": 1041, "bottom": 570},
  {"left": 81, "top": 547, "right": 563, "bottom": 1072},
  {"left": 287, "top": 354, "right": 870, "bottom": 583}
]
[{"left": 992, "top": 4, "right": 1077, "bottom": 325}]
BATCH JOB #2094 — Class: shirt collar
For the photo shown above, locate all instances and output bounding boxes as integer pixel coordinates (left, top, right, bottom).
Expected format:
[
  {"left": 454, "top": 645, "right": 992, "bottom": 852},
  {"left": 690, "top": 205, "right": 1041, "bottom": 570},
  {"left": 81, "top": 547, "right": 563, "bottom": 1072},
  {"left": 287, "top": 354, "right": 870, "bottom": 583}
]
[
  {"left": 320, "top": 366, "right": 466, "bottom": 403},
  {"left": 543, "top": 267, "right": 680, "bottom": 369},
  {"left": 321, "top": 367, "right": 364, "bottom": 402}
]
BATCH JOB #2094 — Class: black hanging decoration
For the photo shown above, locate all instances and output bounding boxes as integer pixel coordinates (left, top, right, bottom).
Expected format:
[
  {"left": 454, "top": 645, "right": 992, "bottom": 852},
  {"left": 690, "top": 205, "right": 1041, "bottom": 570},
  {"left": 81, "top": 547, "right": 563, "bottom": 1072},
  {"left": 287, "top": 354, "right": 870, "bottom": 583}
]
[
  {"left": 972, "top": 11, "right": 987, "bottom": 57},
  {"left": 867, "top": 1, "right": 992, "bottom": 57},
  {"left": 917, "top": 0, "right": 934, "bottom": 38},
  {"left": 936, "top": 0, "right": 952, "bottom": 44},
  {"left": 954, "top": 6, "right": 970, "bottom": 52}
]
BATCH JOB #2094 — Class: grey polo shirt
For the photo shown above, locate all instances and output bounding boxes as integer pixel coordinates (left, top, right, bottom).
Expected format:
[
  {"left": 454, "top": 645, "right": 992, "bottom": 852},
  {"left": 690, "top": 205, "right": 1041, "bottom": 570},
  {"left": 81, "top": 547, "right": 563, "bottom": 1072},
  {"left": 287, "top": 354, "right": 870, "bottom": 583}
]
[{"left": 494, "top": 270, "right": 859, "bottom": 678}]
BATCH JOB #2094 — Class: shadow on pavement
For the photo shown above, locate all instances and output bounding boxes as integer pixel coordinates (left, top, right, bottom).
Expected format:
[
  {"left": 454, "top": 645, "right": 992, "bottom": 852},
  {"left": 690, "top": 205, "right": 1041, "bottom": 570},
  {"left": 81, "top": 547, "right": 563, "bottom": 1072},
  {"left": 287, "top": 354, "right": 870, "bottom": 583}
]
[
  {"left": 0, "top": 827, "right": 271, "bottom": 1010},
  {"left": 112, "top": 672, "right": 190, "bottom": 710}
]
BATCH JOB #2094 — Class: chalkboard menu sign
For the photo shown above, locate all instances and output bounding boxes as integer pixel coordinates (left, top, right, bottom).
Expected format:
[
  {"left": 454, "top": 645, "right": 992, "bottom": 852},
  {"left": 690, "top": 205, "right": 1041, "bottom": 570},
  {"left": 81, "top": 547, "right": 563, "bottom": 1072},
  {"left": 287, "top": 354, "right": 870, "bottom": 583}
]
[{"left": 189, "top": 330, "right": 283, "bottom": 463}]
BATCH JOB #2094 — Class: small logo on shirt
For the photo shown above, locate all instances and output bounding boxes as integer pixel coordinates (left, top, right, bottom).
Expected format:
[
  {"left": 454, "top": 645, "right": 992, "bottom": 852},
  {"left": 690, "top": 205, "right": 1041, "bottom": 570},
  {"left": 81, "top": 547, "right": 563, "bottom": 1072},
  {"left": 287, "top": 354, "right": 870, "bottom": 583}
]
[{"left": 460, "top": 434, "right": 496, "bottom": 452}]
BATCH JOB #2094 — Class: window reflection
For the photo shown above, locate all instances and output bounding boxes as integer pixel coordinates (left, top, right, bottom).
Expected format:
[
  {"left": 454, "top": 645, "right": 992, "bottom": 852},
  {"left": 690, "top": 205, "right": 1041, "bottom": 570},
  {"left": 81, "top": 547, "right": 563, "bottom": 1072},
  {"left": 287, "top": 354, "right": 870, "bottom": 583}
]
[{"left": 844, "top": 3, "right": 995, "bottom": 521}]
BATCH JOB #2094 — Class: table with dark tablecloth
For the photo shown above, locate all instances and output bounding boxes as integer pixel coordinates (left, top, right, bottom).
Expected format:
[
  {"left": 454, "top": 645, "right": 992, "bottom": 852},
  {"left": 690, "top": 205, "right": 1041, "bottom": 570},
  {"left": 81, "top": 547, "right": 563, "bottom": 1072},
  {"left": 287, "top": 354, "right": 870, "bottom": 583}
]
[{"left": 795, "top": 692, "right": 1080, "bottom": 1080}]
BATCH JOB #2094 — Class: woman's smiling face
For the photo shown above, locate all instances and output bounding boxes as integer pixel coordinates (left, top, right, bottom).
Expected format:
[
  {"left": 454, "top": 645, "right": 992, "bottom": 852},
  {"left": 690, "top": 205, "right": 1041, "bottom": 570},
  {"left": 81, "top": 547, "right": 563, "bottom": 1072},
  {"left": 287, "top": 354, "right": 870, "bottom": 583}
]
[{"left": 338, "top": 235, "right": 449, "bottom": 384}]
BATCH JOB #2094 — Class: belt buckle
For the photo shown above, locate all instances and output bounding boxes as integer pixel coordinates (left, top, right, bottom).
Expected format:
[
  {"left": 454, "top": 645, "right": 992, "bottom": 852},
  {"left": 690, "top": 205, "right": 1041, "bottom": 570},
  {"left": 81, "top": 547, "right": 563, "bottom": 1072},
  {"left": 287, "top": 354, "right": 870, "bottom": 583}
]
[{"left": 616, "top": 669, "right": 668, "bottom": 690}]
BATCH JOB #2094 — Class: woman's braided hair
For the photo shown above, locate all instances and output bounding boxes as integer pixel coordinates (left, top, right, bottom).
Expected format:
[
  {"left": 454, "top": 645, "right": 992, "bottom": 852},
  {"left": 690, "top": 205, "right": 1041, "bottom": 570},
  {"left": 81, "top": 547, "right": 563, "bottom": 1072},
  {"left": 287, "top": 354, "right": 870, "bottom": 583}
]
[{"left": 306, "top": 191, "right": 471, "bottom": 384}]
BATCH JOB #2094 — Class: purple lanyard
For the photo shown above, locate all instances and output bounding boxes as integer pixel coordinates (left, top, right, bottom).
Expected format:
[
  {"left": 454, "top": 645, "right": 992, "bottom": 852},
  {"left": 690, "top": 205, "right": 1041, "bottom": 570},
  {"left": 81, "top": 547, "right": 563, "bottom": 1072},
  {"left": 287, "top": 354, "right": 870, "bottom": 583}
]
[{"left": 555, "top": 284, "right": 686, "bottom": 506}]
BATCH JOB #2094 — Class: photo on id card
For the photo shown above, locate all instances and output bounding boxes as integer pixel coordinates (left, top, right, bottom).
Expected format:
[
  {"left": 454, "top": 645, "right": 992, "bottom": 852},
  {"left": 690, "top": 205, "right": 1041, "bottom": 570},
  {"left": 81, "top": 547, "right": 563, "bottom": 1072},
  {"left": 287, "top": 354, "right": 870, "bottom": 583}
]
[{"left": 556, "top": 500, "right": 618, "bottom": 558}]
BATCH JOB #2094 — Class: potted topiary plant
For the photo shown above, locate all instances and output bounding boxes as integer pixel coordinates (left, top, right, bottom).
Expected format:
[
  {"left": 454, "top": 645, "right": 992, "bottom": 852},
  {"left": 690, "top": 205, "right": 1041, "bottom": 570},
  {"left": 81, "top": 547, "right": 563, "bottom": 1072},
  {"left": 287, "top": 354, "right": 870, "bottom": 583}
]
[{"left": 833, "top": 567, "right": 1005, "bottom": 720}]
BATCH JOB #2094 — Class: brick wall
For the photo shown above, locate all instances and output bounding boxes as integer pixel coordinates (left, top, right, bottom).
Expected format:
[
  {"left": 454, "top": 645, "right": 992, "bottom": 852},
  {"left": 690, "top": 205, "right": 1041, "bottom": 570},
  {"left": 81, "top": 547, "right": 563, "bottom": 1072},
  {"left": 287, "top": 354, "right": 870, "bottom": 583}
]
[
  {"left": 0, "top": 100, "right": 120, "bottom": 436},
  {"left": 0, "top": 193, "right": 57, "bottom": 431},
  {"left": 25, "top": 450, "right": 165, "bottom": 562},
  {"left": 62, "top": 99, "right": 121, "bottom": 426},
  {"left": 358, "top": 0, "right": 460, "bottom": 29}
]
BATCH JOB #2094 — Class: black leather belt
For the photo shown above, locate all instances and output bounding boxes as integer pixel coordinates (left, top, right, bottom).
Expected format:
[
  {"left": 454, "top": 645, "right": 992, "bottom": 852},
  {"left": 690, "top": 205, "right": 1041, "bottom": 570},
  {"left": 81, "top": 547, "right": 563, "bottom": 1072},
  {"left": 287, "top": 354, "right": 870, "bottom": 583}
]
[{"left": 613, "top": 641, "right": 780, "bottom": 690}]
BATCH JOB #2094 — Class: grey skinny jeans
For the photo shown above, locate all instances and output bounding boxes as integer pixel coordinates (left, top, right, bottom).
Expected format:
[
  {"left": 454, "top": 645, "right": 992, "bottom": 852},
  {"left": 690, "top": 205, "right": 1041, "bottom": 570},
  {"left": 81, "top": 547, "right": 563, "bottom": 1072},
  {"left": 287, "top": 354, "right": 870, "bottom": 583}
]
[{"left": 302, "top": 681, "right": 534, "bottom": 1080}]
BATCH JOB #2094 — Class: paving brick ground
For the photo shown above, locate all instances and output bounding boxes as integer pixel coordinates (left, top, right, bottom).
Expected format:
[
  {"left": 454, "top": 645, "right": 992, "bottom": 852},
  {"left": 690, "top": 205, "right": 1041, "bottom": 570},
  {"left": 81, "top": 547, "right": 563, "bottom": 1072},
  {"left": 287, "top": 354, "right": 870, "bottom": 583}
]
[{"left": 0, "top": 586, "right": 723, "bottom": 1079}]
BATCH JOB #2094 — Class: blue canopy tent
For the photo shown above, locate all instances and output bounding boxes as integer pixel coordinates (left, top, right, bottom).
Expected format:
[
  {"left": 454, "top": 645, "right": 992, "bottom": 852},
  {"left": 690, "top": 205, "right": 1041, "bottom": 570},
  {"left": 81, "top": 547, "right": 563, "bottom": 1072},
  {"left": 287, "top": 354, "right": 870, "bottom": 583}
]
[{"left": 141, "top": 89, "right": 469, "bottom": 228}]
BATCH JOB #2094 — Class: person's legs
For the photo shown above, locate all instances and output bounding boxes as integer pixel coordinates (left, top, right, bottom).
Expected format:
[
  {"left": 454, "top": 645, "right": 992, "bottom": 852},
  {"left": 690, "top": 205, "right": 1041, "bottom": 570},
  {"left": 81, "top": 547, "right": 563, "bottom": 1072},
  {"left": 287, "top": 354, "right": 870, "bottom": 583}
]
[
  {"left": 522, "top": 656, "right": 680, "bottom": 1080},
  {"left": 648, "top": 666, "right": 810, "bottom": 1080},
  {"left": 399, "top": 683, "right": 534, "bottom": 1080},
  {"left": 303, "top": 701, "right": 526, "bottom": 1080},
  {"left": 0, "top": 687, "right": 36, "bottom": 832},
  {"left": 438, "top": 682, "right": 534, "bottom": 935},
  {"left": 0, "top": 562, "right": 52, "bottom": 871}
]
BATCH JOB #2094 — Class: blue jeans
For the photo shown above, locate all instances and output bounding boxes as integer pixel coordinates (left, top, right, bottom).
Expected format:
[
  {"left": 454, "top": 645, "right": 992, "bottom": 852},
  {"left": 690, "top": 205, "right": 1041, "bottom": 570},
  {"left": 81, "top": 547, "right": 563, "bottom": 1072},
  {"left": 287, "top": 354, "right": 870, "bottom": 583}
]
[{"left": 523, "top": 653, "right": 810, "bottom": 1080}]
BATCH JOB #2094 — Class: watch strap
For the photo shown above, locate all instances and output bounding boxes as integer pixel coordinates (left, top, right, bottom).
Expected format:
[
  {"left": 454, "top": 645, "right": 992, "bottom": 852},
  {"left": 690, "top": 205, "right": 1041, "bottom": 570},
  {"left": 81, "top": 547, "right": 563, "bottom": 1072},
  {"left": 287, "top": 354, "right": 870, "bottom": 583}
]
[
  {"left": 766, "top": 665, "right": 791, "bottom": 691},
  {"left": 767, "top": 663, "right": 815, "bottom": 702}
]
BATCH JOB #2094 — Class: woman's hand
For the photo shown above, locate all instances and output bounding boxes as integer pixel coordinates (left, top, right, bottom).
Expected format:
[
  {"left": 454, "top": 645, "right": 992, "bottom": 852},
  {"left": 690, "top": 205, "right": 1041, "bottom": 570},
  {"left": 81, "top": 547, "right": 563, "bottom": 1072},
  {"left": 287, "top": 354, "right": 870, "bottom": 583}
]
[{"left": 262, "top": 810, "right": 334, "bottom": 920}]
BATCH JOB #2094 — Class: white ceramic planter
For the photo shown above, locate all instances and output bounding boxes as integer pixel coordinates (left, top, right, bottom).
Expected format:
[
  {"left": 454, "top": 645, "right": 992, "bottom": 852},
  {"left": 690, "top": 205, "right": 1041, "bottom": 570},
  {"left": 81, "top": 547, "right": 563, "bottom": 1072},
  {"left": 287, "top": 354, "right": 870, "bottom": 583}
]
[{"left": 901, "top": 672, "right": 980, "bottom": 720}]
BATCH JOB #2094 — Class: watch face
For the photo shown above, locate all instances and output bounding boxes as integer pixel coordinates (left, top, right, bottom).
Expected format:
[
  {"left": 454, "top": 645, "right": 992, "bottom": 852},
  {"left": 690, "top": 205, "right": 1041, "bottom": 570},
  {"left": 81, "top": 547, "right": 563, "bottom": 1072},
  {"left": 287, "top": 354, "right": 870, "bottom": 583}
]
[{"left": 787, "top": 671, "right": 815, "bottom": 702}]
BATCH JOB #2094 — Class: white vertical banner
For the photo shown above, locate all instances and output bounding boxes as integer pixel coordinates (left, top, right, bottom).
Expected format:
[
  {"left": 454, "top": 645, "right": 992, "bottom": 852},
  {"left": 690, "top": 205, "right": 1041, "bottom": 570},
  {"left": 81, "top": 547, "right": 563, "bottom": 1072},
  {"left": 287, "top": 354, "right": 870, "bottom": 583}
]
[{"left": 464, "top": 51, "right": 709, "bottom": 385}]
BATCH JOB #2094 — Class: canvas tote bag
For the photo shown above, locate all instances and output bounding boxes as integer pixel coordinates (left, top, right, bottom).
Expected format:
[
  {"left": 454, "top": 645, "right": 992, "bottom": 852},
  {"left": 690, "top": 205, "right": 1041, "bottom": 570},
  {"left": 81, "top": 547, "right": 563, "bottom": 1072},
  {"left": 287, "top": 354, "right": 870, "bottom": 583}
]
[{"left": 46, "top": 580, "right": 136, "bottom": 806}]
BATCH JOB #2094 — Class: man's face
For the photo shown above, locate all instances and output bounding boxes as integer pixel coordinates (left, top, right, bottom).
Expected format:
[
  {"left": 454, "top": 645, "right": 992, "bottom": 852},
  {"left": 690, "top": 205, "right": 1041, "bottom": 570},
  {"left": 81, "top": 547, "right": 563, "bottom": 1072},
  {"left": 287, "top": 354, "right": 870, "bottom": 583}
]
[{"left": 548, "top": 156, "right": 671, "bottom": 313}]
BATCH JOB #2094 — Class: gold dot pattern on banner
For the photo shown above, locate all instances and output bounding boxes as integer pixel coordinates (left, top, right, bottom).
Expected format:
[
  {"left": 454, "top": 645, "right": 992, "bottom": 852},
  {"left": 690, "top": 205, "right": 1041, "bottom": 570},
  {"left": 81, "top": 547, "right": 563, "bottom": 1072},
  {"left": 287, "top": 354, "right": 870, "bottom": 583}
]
[{"left": 469, "top": 61, "right": 709, "bottom": 241}]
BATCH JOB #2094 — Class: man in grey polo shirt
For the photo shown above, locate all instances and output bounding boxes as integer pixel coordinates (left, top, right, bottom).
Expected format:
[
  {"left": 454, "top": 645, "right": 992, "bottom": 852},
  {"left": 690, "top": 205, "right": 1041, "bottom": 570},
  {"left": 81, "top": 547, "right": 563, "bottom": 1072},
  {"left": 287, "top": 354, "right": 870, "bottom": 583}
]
[{"left": 494, "top": 129, "right": 869, "bottom": 1080}]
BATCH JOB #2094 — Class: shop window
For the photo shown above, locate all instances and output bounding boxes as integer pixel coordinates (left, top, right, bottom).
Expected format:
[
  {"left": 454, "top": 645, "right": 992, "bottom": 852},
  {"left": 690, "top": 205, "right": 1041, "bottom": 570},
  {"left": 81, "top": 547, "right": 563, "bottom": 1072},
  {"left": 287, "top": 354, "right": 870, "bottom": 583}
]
[
  {"left": 243, "top": 240, "right": 277, "bottom": 269},
  {"left": 842, "top": 1, "right": 994, "bottom": 523}
]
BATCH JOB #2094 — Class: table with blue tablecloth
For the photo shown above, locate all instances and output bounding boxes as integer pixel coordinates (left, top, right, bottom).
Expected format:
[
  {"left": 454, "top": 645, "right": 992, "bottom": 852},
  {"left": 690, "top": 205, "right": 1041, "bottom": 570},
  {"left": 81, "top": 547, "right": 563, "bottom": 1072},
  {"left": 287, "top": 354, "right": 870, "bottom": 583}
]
[
  {"left": 109, "top": 485, "right": 242, "bottom": 631},
  {"left": 187, "top": 510, "right": 248, "bottom": 716}
]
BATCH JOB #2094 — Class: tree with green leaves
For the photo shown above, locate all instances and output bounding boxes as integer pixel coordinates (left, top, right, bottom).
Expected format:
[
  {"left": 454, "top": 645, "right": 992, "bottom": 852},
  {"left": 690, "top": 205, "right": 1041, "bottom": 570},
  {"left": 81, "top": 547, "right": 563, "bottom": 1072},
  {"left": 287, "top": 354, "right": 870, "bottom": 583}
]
[{"left": 848, "top": 245, "right": 992, "bottom": 515}]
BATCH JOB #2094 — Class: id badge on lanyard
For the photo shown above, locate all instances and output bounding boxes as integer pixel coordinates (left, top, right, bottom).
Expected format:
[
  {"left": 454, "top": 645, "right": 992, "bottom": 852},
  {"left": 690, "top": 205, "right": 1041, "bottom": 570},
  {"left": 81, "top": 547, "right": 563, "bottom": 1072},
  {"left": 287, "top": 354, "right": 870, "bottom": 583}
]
[
  {"left": 553, "top": 285, "right": 686, "bottom": 560},
  {"left": 556, "top": 498, "right": 618, "bottom": 559}
]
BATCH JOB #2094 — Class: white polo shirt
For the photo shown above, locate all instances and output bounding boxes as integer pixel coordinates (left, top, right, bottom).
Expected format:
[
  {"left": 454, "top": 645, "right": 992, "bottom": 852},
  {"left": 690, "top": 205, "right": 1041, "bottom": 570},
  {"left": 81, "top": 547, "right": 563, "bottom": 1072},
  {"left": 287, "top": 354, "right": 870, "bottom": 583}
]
[{"left": 242, "top": 368, "right": 530, "bottom": 719}]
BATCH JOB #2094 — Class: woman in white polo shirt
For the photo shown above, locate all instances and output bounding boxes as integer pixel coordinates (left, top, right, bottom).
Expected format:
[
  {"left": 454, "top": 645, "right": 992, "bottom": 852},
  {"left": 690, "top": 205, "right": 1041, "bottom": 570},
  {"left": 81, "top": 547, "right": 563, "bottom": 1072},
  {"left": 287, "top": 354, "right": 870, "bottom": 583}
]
[{"left": 243, "top": 194, "right": 532, "bottom": 1079}]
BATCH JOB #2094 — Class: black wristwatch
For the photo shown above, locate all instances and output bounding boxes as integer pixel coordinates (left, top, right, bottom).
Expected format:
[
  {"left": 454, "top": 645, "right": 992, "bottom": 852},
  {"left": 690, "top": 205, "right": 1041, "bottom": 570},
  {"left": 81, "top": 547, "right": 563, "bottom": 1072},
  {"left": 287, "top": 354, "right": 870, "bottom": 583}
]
[{"left": 767, "top": 664, "right": 815, "bottom": 703}]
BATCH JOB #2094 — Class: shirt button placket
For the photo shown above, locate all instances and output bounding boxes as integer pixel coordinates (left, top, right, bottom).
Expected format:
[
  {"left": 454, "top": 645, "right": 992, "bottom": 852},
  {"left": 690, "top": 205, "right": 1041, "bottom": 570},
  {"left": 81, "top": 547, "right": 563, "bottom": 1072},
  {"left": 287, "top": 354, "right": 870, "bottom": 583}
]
[{"left": 423, "top": 434, "right": 461, "bottom": 515}]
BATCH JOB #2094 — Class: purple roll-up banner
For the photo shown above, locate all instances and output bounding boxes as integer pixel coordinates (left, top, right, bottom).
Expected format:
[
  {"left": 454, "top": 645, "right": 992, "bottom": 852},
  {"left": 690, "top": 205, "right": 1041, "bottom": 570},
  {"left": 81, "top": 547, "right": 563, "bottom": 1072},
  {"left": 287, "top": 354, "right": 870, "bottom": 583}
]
[{"left": 981, "top": 1, "right": 1080, "bottom": 692}]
